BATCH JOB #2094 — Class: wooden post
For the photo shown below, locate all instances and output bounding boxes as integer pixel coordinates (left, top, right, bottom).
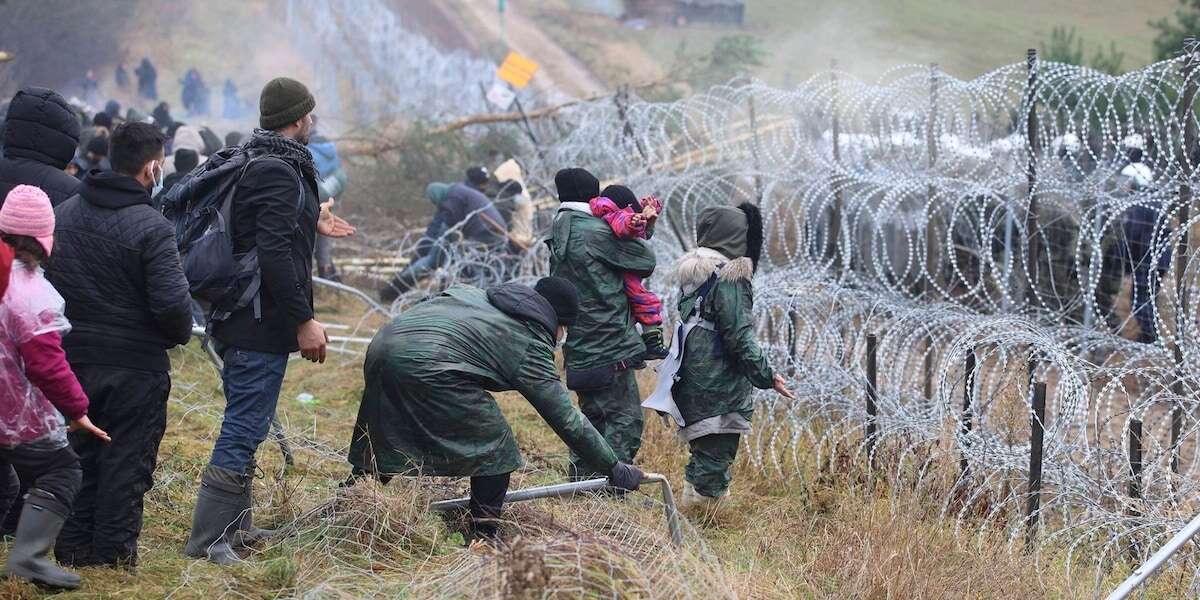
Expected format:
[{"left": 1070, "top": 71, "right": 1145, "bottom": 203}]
[
  {"left": 959, "top": 349, "right": 976, "bottom": 478},
  {"left": 1023, "top": 49, "right": 1042, "bottom": 308},
  {"left": 1025, "top": 380, "right": 1047, "bottom": 550},
  {"left": 865, "top": 334, "right": 879, "bottom": 472},
  {"left": 1171, "top": 38, "right": 1199, "bottom": 474},
  {"left": 829, "top": 60, "right": 844, "bottom": 276}
]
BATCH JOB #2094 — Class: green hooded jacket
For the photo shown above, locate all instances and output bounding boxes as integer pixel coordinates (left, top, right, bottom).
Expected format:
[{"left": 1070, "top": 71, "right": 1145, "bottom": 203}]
[
  {"left": 348, "top": 283, "right": 619, "bottom": 477},
  {"left": 672, "top": 248, "right": 774, "bottom": 430},
  {"left": 546, "top": 205, "right": 657, "bottom": 370}
]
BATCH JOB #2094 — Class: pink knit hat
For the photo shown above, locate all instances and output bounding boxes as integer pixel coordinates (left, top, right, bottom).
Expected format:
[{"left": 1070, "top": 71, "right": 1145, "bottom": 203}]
[{"left": 0, "top": 185, "right": 55, "bottom": 256}]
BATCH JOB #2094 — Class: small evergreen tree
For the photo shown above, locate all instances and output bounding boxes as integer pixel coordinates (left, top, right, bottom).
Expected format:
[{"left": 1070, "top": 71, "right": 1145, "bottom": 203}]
[{"left": 1150, "top": 0, "right": 1200, "bottom": 61}]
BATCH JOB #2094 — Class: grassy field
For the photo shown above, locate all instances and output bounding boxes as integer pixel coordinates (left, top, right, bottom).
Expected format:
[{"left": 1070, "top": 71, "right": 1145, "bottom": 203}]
[
  {"left": 0, "top": 287, "right": 1186, "bottom": 599},
  {"left": 524, "top": 0, "right": 1180, "bottom": 87}
]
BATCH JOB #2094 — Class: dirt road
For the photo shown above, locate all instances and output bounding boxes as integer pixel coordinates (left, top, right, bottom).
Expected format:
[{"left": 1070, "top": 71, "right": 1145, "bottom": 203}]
[{"left": 441, "top": 0, "right": 610, "bottom": 99}]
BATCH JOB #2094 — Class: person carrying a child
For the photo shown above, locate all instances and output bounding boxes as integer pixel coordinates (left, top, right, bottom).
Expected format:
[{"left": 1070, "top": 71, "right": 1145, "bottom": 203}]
[{"left": 588, "top": 184, "right": 668, "bottom": 359}]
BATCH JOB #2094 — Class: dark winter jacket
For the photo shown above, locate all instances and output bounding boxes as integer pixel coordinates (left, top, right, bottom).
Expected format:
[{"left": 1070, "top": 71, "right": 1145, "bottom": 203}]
[
  {"left": 348, "top": 283, "right": 618, "bottom": 477},
  {"left": 46, "top": 170, "right": 193, "bottom": 372},
  {"left": 0, "top": 88, "right": 82, "bottom": 207},
  {"left": 209, "top": 155, "right": 320, "bottom": 355},
  {"left": 438, "top": 182, "right": 508, "bottom": 246}
]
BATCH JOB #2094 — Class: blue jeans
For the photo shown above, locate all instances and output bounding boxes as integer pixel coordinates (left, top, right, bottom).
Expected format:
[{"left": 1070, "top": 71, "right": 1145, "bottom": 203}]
[{"left": 210, "top": 345, "right": 288, "bottom": 472}]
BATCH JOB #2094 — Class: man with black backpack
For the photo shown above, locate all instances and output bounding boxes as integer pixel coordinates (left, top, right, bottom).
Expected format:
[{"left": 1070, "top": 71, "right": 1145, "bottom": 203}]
[
  {"left": 47, "top": 121, "right": 193, "bottom": 568},
  {"left": 181, "top": 77, "right": 353, "bottom": 565}
]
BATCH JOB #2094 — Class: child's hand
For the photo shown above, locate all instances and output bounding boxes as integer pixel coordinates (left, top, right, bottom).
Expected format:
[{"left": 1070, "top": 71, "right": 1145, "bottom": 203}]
[
  {"left": 640, "top": 196, "right": 662, "bottom": 217},
  {"left": 70, "top": 415, "right": 111, "bottom": 442},
  {"left": 630, "top": 213, "right": 647, "bottom": 228}
]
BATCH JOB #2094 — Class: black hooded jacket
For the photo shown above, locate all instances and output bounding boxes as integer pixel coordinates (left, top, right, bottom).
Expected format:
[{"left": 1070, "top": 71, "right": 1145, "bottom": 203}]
[
  {"left": 46, "top": 170, "right": 193, "bottom": 372},
  {"left": 0, "top": 87, "right": 82, "bottom": 207}
]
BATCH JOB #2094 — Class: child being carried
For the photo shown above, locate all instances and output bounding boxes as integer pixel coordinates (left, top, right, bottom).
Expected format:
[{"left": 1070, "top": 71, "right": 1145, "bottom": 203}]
[{"left": 588, "top": 185, "right": 668, "bottom": 360}]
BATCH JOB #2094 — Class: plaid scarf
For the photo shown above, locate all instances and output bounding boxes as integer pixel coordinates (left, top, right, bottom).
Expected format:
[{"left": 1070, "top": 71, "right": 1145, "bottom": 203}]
[{"left": 245, "top": 128, "right": 317, "bottom": 182}]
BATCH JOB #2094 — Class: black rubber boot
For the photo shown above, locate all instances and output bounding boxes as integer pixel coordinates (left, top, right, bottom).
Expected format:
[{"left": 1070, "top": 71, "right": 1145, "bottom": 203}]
[
  {"left": 641, "top": 327, "right": 670, "bottom": 360},
  {"left": 183, "top": 465, "right": 245, "bottom": 565},
  {"left": 233, "top": 463, "right": 277, "bottom": 549},
  {"left": 4, "top": 489, "right": 80, "bottom": 590}
]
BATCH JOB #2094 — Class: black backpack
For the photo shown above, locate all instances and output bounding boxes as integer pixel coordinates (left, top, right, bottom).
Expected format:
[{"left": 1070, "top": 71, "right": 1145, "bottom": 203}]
[{"left": 161, "top": 146, "right": 302, "bottom": 323}]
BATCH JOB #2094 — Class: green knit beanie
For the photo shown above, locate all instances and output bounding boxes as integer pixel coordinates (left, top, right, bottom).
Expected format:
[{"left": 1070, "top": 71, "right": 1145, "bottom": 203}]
[{"left": 259, "top": 77, "right": 316, "bottom": 130}]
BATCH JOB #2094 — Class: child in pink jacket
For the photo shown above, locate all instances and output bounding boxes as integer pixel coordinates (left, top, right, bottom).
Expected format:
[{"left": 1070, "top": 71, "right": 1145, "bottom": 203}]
[
  {"left": 589, "top": 184, "right": 668, "bottom": 359},
  {"left": 0, "top": 185, "right": 108, "bottom": 590}
]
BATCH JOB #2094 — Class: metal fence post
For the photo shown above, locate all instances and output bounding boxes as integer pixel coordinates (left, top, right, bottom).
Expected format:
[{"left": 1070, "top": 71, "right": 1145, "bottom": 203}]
[
  {"left": 1025, "top": 380, "right": 1047, "bottom": 550},
  {"left": 959, "top": 349, "right": 976, "bottom": 478},
  {"left": 787, "top": 309, "right": 798, "bottom": 377},
  {"left": 1024, "top": 49, "right": 1042, "bottom": 309},
  {"left": 865, "top": 333, "right": 879, "bottom": 472},
  {"left": 1128, "top": 416, "right": 1144, "bottom": 561},
  {"left": 829, "top": 60, "right": 845, "bottom": 278}
]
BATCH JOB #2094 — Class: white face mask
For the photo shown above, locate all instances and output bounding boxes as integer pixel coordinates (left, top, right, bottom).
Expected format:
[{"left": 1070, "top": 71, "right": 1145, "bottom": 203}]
[{"left": 150, "top": 161, "right": 165, "bottom": 197}]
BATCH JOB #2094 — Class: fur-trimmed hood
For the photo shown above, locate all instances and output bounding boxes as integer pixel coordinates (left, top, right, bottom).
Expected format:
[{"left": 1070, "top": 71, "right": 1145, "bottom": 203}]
[{"left": 675, "top": 247, "right": 754, "bottom": 293}]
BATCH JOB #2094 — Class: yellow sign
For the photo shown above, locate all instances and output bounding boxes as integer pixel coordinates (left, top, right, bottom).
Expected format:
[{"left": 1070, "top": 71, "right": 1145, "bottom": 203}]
[{"left": 497, "top": 51, "right": 538, "bottom": 89}]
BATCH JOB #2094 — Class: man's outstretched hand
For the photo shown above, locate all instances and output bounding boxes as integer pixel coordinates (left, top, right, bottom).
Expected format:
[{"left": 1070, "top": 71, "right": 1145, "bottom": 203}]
[{"left": 318, "top": 199, "right": 357, "bottom": 238}]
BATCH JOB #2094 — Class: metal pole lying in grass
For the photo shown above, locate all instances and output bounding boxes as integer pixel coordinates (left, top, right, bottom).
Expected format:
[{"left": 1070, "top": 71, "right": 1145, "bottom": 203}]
[
  {"left": 429, "top": 472, "right": 684, "bottom": 547},
  {"left": 1105, "top": 510, "right": 1200, "bottom": 600}
]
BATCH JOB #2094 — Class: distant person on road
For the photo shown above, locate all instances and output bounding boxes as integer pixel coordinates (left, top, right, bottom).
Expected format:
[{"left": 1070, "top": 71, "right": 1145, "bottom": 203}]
[{"left": 135, "top": 58, "right": 157, "bottom": 101}]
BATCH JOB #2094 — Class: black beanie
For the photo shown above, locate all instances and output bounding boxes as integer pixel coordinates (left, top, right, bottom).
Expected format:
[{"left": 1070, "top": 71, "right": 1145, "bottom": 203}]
[
  {"left": 466, "top": 166, "right": 489, "bottom": 186},
  {"left": 535, "top": 276, "right": 579, "bottom": 326},
  {"left": 87, "top": 135, "right": 108, "bottom": 157},
  {"left": 175, "top": 148, "right": 199, "bottom": 174},
  {"left": 600, "top": 184, "right": 638, "bottom": 210},
  {"left": 554, "top": 167, "right": 599, "bottom": 203},
  {"left": 259, "top": 77, "right": 315, "bottom": 130},
  {"left": 92, "top": 112, "right": 112, "bottom": 128}
]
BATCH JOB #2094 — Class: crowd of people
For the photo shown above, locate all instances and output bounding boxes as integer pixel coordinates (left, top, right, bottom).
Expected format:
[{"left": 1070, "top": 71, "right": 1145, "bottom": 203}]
[{"left": 0, "top": 69, "right": 803, "bottom": 591}]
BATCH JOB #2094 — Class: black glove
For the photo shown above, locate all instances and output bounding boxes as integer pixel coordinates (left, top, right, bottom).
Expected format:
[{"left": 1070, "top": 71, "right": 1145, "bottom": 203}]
[{"left": 608, "top": 462, "right": 643, "bottom": 492}]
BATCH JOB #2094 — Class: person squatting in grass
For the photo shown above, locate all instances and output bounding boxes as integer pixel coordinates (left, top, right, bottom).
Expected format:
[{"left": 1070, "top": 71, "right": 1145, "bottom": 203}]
[
  {"left": 647, "top": 203, "right": 794, "bottom": 507},
  {"left": 0, "top": 185, "right": 110, "bottom": 590},
  {"left": 347, "top": 277, "right": 644, "bottom": 540},
  {"left": 588, "top": 184, "right": 670, "bottom": 360},
  {"left": 548, "top": 168, "right": 657, "bottom": 480}
]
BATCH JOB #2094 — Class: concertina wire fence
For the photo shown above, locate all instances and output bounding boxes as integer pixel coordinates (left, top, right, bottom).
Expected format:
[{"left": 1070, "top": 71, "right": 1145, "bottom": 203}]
[{"left": 192, "top": 3, "right": 1200, "bottom": 592}]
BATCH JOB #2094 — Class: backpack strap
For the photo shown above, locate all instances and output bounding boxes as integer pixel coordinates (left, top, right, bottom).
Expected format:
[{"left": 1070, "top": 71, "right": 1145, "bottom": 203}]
[{"left": 209, "top": 155, "right": 307, "bottom": 324}]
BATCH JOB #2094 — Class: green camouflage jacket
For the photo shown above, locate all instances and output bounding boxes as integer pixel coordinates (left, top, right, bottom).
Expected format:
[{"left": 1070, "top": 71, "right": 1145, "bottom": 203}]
[{"left": 546, "top": 204, "right": 656, "bottom": 370}]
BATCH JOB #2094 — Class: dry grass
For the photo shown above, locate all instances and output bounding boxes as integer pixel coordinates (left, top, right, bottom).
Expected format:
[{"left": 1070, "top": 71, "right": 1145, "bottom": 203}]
[{"left": 0, "top": 329, "right": 1187, "bottom": 598}]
